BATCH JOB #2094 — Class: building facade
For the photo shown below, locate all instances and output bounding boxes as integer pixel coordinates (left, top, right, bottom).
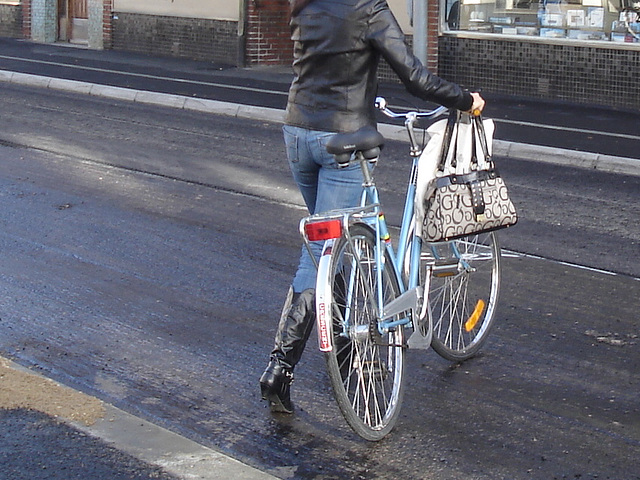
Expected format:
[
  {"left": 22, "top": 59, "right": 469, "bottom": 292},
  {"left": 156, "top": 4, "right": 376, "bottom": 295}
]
[
  {"left": 1, "top": 0, "right": 638, "bottom": 109},
  {"left": 0, "top": 0, "right": 300, "bottom": 64}
]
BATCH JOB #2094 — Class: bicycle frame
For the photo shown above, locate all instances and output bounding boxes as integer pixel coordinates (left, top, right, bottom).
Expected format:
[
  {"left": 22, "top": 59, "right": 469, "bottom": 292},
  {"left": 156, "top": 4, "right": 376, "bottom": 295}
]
[{"left": 300, "top": 99, "right": 447, "bottom": 352}]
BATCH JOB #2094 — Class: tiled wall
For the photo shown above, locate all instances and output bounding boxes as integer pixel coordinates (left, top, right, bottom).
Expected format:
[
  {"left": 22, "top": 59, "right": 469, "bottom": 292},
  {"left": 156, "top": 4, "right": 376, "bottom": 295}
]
[
  {"left": 111, "top": 12, "right": 239, "bottom": 65},
  {"left": 377, "top": 36, "right": 414, "bottom": 84},
  {"left": 439, "top": 36, "right": 640, "bottom": 110},
  {"left": 0, "top": 4, "right": 22, "bottom": 38}
]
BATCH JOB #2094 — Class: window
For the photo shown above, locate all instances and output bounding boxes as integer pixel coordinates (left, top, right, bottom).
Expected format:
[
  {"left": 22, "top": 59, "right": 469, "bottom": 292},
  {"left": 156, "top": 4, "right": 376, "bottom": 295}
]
[{"left": 444, "top": 0, "right": 640, "bottom": 43}]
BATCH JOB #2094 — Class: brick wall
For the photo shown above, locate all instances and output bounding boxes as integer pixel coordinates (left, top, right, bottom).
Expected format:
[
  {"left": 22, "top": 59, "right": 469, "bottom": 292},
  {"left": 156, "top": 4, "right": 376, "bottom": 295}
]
[
  {"left": 22, "top": 0, "right": 31, "bottom": 38},
  {"left": 0, "top": 3, "right": 22, "bottom": 37},
  {"left": 426, "top": 0, "right": 439, "bottom": 74},
  {"left": 245, "top": 0, "right": 292, "bottom": 65},
  {"left": 101, "top": 0, "right": 112, "bottom": 48},
  {"left": 111, "top": 12, "right": 238, "bottom": 64}
]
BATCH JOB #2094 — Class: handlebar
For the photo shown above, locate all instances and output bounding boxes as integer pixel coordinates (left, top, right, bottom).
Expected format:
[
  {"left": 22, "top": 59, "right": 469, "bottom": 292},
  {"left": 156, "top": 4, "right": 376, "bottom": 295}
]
[
  {"left": 375, "top": 96, "right": 448, "bottom": 157},
  {"left": 375, "top": 96, "right": 448, "bottom": 121}
]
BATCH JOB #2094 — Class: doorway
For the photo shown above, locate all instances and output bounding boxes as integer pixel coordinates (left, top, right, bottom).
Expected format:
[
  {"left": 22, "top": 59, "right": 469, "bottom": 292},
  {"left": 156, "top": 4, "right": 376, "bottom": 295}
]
[{"left": 58, "top": 0, "right": 88, "bottom": 44}]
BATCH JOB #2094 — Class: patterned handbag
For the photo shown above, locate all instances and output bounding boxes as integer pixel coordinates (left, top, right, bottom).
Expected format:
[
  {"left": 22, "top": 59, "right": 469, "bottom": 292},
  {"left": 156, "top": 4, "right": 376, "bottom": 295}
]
[{"left": 423, "top": 111, "right": 518, "bottom": 243}]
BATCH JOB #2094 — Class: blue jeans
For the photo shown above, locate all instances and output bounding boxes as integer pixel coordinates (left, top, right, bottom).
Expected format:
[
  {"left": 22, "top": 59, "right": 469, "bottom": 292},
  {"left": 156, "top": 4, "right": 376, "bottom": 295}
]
[{"left": 283, "top": 125, "right": 365, "bottom": 293}]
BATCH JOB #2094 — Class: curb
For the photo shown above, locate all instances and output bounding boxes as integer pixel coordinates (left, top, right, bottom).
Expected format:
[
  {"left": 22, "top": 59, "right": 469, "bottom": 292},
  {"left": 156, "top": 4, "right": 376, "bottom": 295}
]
[
  {"left": 1, "top": 69, "right": 638, "bottom": 177},
  {"left": 87, "top": 403, "right": 279, "bottom": 480},
  {"left": 491, "top": 139, "right": 639, "bottom": 176}
]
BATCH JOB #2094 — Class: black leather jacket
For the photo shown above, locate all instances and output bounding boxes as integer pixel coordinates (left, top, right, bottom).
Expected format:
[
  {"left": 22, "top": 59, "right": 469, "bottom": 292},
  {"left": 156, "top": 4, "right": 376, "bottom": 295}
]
[{"left": 285, "top": 0, "right": 473, "bottom": 133}]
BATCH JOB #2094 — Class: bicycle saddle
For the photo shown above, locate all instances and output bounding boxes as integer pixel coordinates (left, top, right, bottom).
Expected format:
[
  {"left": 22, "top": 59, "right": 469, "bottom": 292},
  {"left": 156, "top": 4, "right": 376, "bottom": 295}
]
[{"left": 326, "top": 126, "right": 385, "bottom": 165}]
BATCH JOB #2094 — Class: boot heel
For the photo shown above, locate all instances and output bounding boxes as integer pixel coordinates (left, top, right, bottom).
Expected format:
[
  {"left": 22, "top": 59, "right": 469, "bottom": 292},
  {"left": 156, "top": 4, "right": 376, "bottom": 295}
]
[{"left": 262, "top": 389, "right": 293, "bottom": 414}]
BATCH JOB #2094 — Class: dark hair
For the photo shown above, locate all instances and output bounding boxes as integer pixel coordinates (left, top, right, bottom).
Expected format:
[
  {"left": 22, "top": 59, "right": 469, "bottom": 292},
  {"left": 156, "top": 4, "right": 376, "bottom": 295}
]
[{"left": 291, "top": 0, "right": 315, "bottom": 16}]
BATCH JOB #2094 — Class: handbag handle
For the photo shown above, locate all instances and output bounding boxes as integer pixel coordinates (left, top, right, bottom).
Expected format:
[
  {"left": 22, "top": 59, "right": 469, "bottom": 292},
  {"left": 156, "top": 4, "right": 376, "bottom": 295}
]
[
  {"left": 471, "top": 119, "right": 478, "bottom": 169},
  {"left": 473, "top": 115, "right": 492, "bottom": 167},
  {"left": 437, "top": 109, "right": 459, "bottom": 172}
]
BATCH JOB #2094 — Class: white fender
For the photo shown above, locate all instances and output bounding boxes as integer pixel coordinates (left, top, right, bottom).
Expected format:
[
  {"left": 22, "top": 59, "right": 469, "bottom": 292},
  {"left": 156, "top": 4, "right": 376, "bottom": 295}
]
[{"left": 315, "top": 240, "right": 335, "bottom": 352}]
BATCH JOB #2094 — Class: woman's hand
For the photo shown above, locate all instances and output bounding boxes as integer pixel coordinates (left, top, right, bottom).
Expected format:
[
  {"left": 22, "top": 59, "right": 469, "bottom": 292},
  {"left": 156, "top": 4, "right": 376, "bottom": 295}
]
[{"left": 469, "top": 92, "right": 485, "bottom": 116}]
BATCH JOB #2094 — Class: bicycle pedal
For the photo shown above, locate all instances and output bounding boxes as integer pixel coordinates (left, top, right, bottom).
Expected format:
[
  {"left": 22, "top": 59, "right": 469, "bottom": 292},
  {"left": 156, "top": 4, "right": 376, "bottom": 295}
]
[{"left": 432, "top": 259, "right": 460, "bottom": 277}]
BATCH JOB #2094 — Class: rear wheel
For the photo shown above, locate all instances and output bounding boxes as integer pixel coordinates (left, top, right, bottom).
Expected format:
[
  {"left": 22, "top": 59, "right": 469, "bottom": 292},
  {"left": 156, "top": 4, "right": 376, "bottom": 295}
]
[
  {"left": 324, "top": 223, "right": 405, "bottom": 441},
  {"left": 424, "top": 232, "right": 501, "bottom": 361}
]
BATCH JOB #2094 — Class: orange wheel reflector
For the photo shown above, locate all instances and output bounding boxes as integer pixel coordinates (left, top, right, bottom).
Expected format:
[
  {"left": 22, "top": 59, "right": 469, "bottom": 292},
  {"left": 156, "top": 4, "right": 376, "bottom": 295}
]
[
  {"left": 465, "top": 299, "right": 486, "bottom": 332},
  {"left": 304, "top": 219, "right": 343, "bottom": 242}
]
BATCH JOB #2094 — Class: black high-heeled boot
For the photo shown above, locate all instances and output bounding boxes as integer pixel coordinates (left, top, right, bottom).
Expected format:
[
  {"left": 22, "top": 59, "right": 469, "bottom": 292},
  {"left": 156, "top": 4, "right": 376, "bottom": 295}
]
[
  {"left": 259, "top": 360, "right": 294, "bottom": 413},
  {"left": 260, "top": 287, "right": 315, "bottom": 413}
]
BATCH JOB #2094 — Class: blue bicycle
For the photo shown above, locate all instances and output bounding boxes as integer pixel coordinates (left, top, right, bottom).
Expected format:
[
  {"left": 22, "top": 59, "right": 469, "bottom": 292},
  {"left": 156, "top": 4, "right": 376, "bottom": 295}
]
[{"left": 300, "top": 98, "right": 501, "bottom": 440}]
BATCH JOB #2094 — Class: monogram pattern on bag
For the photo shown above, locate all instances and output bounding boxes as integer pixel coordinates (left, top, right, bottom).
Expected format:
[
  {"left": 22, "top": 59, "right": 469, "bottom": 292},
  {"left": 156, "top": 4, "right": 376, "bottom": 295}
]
[{"left": 424, "top": 177, "right": 518, "bottom": 242}]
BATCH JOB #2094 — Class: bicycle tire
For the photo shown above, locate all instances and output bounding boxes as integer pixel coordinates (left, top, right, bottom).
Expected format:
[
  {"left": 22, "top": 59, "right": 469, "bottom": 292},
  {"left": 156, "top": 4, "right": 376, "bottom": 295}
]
[
  {"left": 425, "top": 232, "right": 501, "bottom": 362},
  {"left": 323, "top": 223, "right": 405, "bottom": 441}
]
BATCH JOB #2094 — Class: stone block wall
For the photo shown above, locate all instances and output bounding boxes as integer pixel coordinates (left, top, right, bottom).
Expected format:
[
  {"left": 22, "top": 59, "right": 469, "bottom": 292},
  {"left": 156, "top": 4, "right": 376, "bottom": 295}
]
[
  {"left": 31, "top": 0, "right": 56, "bottom": 43},
  {"left": 88, "top": 0, "right": 110, "bottom": 49}
]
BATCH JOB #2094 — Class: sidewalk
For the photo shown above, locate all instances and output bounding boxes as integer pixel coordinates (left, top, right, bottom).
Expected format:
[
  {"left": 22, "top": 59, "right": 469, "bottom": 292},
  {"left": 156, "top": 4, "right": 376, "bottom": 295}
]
[
  {"left": 1, "top": 37, "right": 639, "bottom": 177},
  {"left": 0, "top": 356, "right": 278, "bottom": 480}
]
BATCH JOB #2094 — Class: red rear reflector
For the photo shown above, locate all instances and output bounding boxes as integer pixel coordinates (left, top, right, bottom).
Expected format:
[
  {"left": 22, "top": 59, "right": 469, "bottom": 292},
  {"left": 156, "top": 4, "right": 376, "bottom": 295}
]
[{"left": 305, "top": 220, "right": 343, "bottom": 241}]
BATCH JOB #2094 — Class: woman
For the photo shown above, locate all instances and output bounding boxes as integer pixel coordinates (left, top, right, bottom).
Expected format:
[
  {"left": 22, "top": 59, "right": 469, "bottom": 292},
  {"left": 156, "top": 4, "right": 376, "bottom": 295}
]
[{"left": 259, "top": 0, "right": 485, "bottom": 414}]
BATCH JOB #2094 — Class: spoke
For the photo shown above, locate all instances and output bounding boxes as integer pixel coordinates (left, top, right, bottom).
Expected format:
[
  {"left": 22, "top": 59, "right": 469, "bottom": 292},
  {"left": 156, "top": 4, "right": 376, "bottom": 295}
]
[
  {"left": 428, "top": 233, "right": 500, "bottom": 361},
  {"left": 327, "top": 225, "right": 404, "bottom": 440}
]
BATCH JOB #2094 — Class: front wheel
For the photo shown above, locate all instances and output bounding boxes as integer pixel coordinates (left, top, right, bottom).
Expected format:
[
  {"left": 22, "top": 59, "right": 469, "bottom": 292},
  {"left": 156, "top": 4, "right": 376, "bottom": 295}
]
[
  {"left": 321, "top": 223, "right": 405, "bottom": 441},
  {"left": 424, "top": 232, "right": 501, "bottom": 362}
]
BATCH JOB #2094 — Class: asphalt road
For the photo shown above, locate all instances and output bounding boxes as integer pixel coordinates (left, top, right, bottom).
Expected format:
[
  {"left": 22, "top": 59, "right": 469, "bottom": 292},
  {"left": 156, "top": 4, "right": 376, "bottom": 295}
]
[
  {"left": 1, "top": 36, "right": 640, "bottom": 162},
  {"left": 0, "top": 84, "right": 638, "bottom": 479}
]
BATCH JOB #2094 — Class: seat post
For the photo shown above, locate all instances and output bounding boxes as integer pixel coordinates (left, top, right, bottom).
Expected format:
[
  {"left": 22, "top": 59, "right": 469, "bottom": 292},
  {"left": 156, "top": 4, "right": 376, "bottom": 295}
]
[{"left": 359, "top": 153, "right": 375, "bottom": 187}]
